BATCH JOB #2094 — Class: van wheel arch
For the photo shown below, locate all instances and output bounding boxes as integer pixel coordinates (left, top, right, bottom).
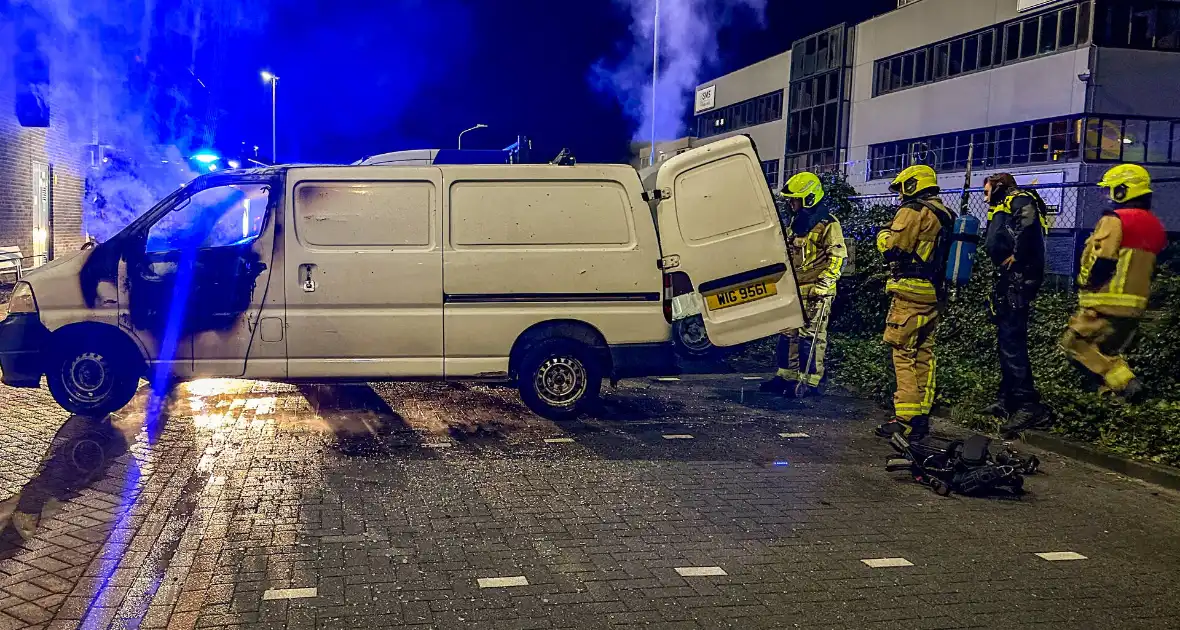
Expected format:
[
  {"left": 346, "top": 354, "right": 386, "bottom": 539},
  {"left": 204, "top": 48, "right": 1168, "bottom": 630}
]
[
  {"left": 50, "top": 322, "right": 147, "bottom": 381},
  {"left": 509, "top": 320, "right": 611, "bottom": 381}
]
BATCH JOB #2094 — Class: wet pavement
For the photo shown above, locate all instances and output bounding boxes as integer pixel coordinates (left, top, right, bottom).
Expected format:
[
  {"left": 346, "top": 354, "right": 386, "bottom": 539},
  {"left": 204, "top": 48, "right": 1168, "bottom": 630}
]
[{"left": 0, "top": 375, "right": 1178, "bottom": 629}]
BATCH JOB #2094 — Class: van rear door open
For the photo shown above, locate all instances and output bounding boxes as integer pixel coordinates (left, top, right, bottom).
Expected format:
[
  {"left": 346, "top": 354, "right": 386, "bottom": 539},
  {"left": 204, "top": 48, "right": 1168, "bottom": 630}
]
[{"left": 653, "top": 135, "right": 805, "bottom": 347}]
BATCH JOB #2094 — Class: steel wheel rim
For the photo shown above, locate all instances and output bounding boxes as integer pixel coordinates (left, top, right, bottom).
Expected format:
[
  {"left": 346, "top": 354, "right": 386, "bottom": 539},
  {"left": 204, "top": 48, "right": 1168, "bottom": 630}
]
[
  {"left": 65, "top": 352, "right": 113, "bottom": 402},
  {"left": 534, "top": 356, "right": 588, "bottom": 408},
  {"left": 678, "top": 317, "right": 711, "bottom": 351}
]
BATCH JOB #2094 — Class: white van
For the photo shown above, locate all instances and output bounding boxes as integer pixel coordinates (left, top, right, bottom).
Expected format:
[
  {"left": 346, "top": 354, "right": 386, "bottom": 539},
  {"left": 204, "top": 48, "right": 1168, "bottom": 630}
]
[{"left": 0, "top": 136, "right": 804, "bottom": 419}]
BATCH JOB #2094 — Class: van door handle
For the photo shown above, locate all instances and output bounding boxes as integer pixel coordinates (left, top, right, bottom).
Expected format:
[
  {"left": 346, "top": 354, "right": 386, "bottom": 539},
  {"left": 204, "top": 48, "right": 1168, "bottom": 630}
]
[{"left": 299, "top": 263, "right": 317, "bottom": 292}]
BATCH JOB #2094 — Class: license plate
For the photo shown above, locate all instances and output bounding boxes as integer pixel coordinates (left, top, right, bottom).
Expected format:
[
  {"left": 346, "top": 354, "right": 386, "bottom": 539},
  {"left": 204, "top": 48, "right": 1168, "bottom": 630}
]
[{"left": 705, "top": 281, "right": 777, "bottom": 311}]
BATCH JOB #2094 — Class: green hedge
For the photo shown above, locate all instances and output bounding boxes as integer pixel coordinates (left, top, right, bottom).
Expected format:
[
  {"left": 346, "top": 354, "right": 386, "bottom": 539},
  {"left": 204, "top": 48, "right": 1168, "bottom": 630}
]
[{"left": 802, "top": 174, "right": 1180, "bottom": 466}]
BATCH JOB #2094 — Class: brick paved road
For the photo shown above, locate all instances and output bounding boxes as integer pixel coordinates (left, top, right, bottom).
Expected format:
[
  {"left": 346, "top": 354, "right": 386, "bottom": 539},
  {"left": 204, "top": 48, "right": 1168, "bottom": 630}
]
[{"left": 0, "top": 375, "right": 1178, "bottom": 629}]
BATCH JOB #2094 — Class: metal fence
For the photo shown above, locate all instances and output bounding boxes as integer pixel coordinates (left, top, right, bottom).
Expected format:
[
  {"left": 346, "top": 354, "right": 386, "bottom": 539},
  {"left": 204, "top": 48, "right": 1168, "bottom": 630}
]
[{"left": 848, "top": 178, "right": 1180, "bottom": 277}]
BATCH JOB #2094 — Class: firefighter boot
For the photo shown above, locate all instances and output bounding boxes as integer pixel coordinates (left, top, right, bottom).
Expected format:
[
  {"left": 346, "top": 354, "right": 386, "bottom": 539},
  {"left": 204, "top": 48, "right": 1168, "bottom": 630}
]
[
  {"left": 1001, "top": 403, "right": 1053, "bottom": 439},
  {"left": 978, "top": 401, "right": 1010, "bottom": 420},
  {"left": 760, "top": 376, "right": 798, "bottom": 396},
  {"left": 874, "top": 415, "right": 930, "bottom": 442}
]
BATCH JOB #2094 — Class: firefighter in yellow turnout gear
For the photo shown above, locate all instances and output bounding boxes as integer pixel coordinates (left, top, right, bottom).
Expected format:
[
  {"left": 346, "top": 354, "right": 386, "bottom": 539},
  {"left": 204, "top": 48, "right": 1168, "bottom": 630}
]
[
  {"left": 1061, "top": 164, "right": 1167, "bottom": 399},
  {"left": 874, "top": 165, "right": 956, "bottom": 442},
  {"left": 761, "top": 172, "right": 847, "bottom": 397}
]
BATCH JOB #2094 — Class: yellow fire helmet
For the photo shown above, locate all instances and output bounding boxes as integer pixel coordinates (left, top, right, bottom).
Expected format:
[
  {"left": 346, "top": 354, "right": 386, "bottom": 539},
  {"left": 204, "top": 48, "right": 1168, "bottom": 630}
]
[
  {"left": 889, "top": 164, "right": 939, "bottom": 198},
  {"left": 1097, "top": 163, "right": 1153, "bottom": 203},
  {"left": 780, "top": 171, "right": 825, "bottom": 208}
]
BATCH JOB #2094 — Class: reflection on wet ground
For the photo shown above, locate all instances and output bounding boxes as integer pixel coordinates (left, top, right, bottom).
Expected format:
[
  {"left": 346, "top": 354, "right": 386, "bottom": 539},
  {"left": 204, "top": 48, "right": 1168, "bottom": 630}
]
[{"left": 0, "top": 377, "right": 1178, "bottom": 629}]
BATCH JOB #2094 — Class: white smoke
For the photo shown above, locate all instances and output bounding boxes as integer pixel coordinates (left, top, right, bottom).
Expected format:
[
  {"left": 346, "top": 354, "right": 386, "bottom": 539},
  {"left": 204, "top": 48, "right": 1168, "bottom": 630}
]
[
  {"left": 4, "top": 0, "right": 272, "bottom": 241},
  {"left": 593, "top": 0, "right": 767, "bottom": 143}
]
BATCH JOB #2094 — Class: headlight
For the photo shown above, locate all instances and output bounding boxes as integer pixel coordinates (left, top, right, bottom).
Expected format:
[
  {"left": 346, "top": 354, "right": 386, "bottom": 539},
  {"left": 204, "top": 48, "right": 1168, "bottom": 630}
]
[{"left": 7, "top": 282, "right": 37, "bottom": 314}]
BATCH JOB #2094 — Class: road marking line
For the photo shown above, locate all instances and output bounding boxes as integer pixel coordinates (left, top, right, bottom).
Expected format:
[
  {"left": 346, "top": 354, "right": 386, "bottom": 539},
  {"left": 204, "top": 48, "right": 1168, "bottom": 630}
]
[
  {"left": 262, "top": 587, "right": 317, "bottom": 600},
  {"left": 675, "top": 566, "right": 727, "bottom": 577},
  {"left": 742, "top": 376, "right": 762, "bottom": 381},
  {"left": 478, "top": 576, "right": 529, "bottom": 588},
  {"left": 861, "top": 558, "right": 913, "bottom": 568},
  {"left": 654, "top": 377, "right": 681, "bottom": 382},
  {"left": 1036, "top": 552, "right": 1087, "bottom": 561},
  {"left": 662, "top": 434, "right": 694, "bottom": 440},
  {"left": 779, "top": 432, "right": 811, "bottom": 439},
  {"left": 422, "top": 442, "right": 454, "bottom": 449},
  {"left": 544, "top": 438, "right": 575, "bottom": 444}
]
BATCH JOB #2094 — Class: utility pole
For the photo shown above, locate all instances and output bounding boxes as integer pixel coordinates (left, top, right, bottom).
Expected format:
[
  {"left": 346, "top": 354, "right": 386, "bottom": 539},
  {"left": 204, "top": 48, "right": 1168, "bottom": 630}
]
[
  {"left": 650, "top": 0, "right": 660, "bottom": 167},
  {"left": 261, "top": 71, "right": 279, "bottom": 163}
]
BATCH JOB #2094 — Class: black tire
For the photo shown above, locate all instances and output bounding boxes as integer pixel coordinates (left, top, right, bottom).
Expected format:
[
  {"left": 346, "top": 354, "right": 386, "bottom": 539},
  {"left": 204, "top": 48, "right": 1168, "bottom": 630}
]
[
  {"left": 517, "top": 338, "right": 603, "bottom": 421},
  {"left": 47, "top": 337, "right": 139, "bottom": 417}
]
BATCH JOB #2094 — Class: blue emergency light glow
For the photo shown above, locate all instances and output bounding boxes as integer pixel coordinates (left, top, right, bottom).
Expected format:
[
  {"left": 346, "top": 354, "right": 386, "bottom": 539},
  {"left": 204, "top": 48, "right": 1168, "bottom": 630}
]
[
  {"left": 773, "top": 461, "right": 790, "bottom": 467},
  {"left": 192, "top": 152, "right": 219, "bottom": 164}
]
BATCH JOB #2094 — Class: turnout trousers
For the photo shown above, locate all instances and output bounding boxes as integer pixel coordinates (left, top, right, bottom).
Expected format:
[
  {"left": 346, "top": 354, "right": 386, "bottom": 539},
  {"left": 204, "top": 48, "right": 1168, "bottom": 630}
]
[{"left": 884, "top": 297, "right": 941, "bottom": 420}]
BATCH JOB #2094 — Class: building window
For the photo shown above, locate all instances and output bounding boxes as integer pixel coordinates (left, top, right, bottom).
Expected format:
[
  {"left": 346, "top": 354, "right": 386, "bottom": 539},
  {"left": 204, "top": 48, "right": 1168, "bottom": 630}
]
[
  {"left": 762, "top": 159, "right": 780, "bottom": 190},
  {"left": 1095, "top": 0, "right": 1180, "bottom": 51},
  {"left": 873, "top": 1, "right": 1093, "bottom": 97},
  {"left": 787, "top": 75, "right": 841, "bottom": 156},
  {"left": 694, "top": 90, "right": 784, "bottom": 139},
  {"left": 792, "top": 25, "right": 844, "bottom": 80},
  {"left": 870, "top": 114, "right": 1180, "bottom": 180},
  {"left": 868, "top": 115, "right": 1086, "bottom": 180}
]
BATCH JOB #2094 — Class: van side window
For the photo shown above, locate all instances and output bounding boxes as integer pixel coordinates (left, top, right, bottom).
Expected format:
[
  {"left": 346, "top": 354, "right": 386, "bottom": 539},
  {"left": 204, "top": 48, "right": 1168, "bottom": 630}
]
[
  {"left": 450, "top": 181, "right": 633, "bottom": 247},
  {"left": 147, "top": 184, "right": 270, "bottom": 253},
  {"left": 294, "top": 181, "right": 434, "bottom": 247}
]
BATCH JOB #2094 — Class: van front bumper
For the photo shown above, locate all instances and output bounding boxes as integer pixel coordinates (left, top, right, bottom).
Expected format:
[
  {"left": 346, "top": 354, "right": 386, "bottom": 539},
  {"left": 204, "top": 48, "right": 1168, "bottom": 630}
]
[{"left": 0, "top": 313, "right": 50, "bottom": 387}]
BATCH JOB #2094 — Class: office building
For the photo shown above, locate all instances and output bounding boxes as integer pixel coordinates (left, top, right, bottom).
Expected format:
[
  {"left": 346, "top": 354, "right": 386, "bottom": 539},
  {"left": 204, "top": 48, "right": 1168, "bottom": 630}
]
[
  {"left": 848, "top": 0, "right": 1180, "bottom": 232},
  {"left": 688, "top": 0, "right": 1180, "bottom": 229},
  {"left": 689, "top": 50, "right": 792, "bottom": 188}
]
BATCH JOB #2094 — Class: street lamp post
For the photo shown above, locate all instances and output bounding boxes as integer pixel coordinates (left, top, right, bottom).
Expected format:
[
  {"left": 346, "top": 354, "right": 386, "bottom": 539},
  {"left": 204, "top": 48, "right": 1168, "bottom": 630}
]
[
  {"left": 261, "top": 71, "right": 279, "bottom": 163},
  {"left": 458, "top": 124, "right": 488, "bottom": 150}
]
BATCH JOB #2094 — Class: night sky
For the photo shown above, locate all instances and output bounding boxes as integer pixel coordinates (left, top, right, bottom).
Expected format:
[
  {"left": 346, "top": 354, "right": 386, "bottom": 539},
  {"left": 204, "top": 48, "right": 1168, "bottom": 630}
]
[{"left": 218, "top": 0, "right": 894, "bottom": 165}]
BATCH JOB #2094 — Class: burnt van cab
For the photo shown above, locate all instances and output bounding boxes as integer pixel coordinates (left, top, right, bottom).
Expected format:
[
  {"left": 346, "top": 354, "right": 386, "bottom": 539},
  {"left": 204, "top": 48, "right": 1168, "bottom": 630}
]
[{"left": 0, "top": 136, "right": 805, "bottom": 420}]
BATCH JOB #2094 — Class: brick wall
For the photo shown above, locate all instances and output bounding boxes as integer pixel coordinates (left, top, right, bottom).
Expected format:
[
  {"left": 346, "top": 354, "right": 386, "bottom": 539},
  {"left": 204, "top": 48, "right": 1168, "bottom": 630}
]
[{"left": 0, "top": 83, "right": 88, "bottom": 264}]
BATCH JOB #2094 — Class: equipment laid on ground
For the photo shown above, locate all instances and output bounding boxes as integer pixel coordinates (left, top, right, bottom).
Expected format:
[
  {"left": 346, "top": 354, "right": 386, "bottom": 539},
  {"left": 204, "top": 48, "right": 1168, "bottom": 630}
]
[{"left": 885, "top": 432, "right": 1038, "bottom": 497}]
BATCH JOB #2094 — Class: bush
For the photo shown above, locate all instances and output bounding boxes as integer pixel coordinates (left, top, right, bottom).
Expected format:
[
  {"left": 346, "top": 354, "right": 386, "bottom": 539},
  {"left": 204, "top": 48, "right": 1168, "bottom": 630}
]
[{"left": 810, "top": 174, "right": 1180, "bottom": 466}]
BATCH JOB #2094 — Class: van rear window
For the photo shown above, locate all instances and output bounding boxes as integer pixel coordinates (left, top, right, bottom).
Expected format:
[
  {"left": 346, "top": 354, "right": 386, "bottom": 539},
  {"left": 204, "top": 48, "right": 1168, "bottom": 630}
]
[
  {"left": 294, "top": 181, "right": 434, "bottom": 248},
  {"left": 449, "top": 181, "right": 633, "bottom": 248}
]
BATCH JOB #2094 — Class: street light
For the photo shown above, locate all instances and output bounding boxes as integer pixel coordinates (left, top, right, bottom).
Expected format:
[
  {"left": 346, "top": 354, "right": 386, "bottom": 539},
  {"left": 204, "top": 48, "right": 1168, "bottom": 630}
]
[
  {"left": 261, "top": 71, "right": 279, "bottom": 163},
  {"left": 458, "top": 124, "right": 488, "bottom": 150}
]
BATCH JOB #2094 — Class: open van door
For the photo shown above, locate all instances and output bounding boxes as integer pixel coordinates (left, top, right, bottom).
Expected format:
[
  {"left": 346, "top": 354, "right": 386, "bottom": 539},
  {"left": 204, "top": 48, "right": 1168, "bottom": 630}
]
[{"left": 652, "top": 135, "right": 805, "bottom": 347}]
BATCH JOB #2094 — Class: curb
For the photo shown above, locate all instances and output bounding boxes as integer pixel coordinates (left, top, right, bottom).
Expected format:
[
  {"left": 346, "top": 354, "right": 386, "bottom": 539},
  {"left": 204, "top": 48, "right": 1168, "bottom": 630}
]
[{"left": 1022, "top": 430, "right": 1180, "bottom": 492}]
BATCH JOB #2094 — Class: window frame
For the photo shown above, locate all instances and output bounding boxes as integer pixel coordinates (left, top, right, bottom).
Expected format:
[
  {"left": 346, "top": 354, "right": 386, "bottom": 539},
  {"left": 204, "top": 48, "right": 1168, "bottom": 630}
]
[{"left": 872, "top": 1, "right": 1094, "bottom": 98}]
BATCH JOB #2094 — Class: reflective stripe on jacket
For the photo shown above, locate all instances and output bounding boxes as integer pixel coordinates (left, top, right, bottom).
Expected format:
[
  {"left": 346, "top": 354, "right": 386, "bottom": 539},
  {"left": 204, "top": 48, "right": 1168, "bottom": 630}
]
[
  {"left": 1077, "top": 208, "right": 1166, "bottom": 316},
  {"left": 877, "top": 196, "right": 952, "bottom": 304},
  {"left": 789, "top": 216, "right": 847, "bottom": 297}
]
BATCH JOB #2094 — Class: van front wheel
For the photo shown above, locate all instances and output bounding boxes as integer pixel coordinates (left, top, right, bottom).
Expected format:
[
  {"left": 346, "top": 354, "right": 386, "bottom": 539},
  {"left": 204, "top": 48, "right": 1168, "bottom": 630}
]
[
  {"left": 518, "top": 339, "right": 602, "bottom": 421},
  {"left": 47, "top": 341, "right": 139, "bottom": 417}
]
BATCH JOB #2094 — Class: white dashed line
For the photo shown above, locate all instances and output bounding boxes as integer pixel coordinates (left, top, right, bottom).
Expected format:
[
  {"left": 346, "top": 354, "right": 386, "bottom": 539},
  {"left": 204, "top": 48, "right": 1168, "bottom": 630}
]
[
  {"left": 478, "top": 576, "right": 529, "bottom": 588},
  {"left": 1036, "top": 552, "right": 1088, "bottom": 561},
  {"left": 742, "top": 376, "right": 762, "bottom": 381},
  {"left": 662, "top": 434, "right": 695, "bottom": 440},
  {"left": 262, "top": 587, "right": 317, "bottom": 600},
  {"left": 778, "top": 432, "right": 810, "bottom": 439},
  {"left": 861, "top": 558, "right": 914, "bottom": 568},
  {"left": 675, "top": 566, "right": 728, "bottom": 577},
  {"left": 544, "top": 437, "right": 575, "bottom": 444},
  {"left": 422, "top": 442, "right": 454, "bottom": 449},
  {"left": 655, "top": 377, "right": 682, "bottom": 382}
]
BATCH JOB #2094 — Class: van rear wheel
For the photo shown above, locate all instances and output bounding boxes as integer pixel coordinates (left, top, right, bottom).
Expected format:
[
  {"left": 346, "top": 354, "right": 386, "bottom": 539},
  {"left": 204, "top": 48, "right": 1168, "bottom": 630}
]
[
  {"left": 47, "top": 340, "right": 139, "bottom": 417},
  {"left": 518, "top": 339, "right": 602, "bottom": 421}
]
